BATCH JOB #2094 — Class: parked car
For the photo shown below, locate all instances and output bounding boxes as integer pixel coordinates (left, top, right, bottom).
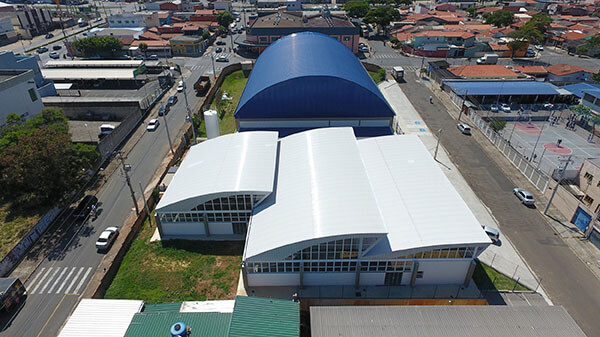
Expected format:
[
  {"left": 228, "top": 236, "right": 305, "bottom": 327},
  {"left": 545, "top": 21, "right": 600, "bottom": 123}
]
[
  {"left": 167, "top": 95, "right": 178, "bottom": 106},
  {"left": 36, "top": 46, "right": 48, "bottom": 53},
  {"left": 216, "top": 40, "right": 226, "bottom": 45},
  {"left": 73, "top": 195, "right": 98, "bottom": 218},
  {"left": 45, "top": 33, "right": 54, "bottom": 39},
  {"left": 457, "top": 123, "right": 471, "bottom": 135},
  {"left": 49, "top": 51, "right": 60, "bottom": 59},
  {"left": 147, "top": 55, "right": 159, "bottom": 60},
  {"left": 147, "top": 119, "right": 160, "bottom": 131},
  {"left": 133, "top": 55, "right": 145, "bottom": 60},
  {"left": 535, "top": 45, "right": 544, "bottom": 51},
  {"left": 215, "top": 47, "right": 223, "bottom": 53},
  {"left": 482, "top": 225, "right": 500, "bottom": 243},
  {"left": 359, "top": 45, "right": 369, "bottom": 53},
  {"left": 216, "top": 54, "right": 229, "bottom": 62},
  {"left": 525, "top": 51, "right": 536, "bottom": 57},
  {"left": 96, "top": 227, "right": 119, "bottom": 251},
  {"left": 490, "top": 104, "right": 499, "bottom": 112},
  {"left": 500, "top": 103, "right": 511, "bottom": 112},
  {"left": 513, "top": 187, "right": 535, "bottom": 206},
  {"left": 52, "top": 45, "right": 62, "bottom": 50},
  {"left": 177, "top": 80, "right": 185, "bottom": 92},
  {"left": 158, "top": 104, "right": 169, "bottom": 116}
]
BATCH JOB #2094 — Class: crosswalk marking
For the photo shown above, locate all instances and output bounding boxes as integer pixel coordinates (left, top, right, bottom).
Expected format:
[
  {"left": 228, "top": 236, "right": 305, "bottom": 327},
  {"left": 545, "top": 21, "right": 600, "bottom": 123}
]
[
  {"left": 27, "top": 267, "right": 44, "bottom": 290},
  {"left": 74, "top": 268, "right": 92, "bottom": 294},
  {"left": 30, "top": 267, "right": 52, "bottom": 294},
  {"left": 39, "top": 268, "right": 59, "bottom": 293},
  {"left": 47, "top": 267, "right": 68, "bottom": 294},
  {"left": 64, "top": 267, "right": 84, "bottom": 294},
  {"left": 56, "top": 267, "right": 76, "bottom": 294}
]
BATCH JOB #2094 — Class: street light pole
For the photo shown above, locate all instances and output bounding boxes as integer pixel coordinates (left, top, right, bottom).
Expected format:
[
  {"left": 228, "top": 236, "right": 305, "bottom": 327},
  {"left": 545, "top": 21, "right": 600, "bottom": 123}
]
[
  {"left": 529, "top": 118, "right": 547, "bottom": 161},
  {"left": 181, "top": 76, "right": 197, "bottom": 144},
  {"left": 544, "top": 155, "right": 573, "bottom": 215},
  {"left": 116, "top": 151, "right": 139, "bottom": 215},
  {"left": 162, "top": 114, "right": 174, "bottom": 155},
  {"left": 458, "top": 89, "right": 468, "bottom": 122},
  {"left": 434, "top": 128, "right": 442, "bottom": 161}
]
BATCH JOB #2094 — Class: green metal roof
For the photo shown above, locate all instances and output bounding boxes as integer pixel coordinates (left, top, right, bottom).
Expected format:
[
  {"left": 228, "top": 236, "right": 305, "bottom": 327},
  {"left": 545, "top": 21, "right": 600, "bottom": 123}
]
[
  {"left": 228, "top": 296, "right": 299, "bottom": 337},
  {"left": 142, "top": 302, "right": 182, "bottom": 313},
  {"left": 124, "top": 312, "right": 232, "bottom": 337}
]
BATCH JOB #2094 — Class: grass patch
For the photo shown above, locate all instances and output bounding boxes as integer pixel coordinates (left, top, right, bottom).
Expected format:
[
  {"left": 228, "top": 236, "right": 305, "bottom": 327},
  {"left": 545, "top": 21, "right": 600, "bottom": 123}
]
[
  {"left": 105, "top": 215, "right": 243, "bottom": 303},
  {"left": 0, "top": 202, "right": 45, "bottom": 257},
  {"left": 368, "top": 69, "right": 386, "bottom": 84},
  {"left": 198, "top": 70, "right": 248, "bottom": 137},
  {"left": 472, "top": 260, "right": 529, "bottom": 291}
]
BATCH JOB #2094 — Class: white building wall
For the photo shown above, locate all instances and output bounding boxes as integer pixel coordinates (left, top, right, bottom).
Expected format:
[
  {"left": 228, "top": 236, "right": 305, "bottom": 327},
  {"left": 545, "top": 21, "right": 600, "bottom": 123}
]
[
  {"left": 358, "top": 272, "right": 385, "bottom": 286},
  {"left": 247, "top": 273, "right": 300, "bottom": 286},
  {"left": 162, "top": 221, "right": 206, "bottom": 236},
  {"left": 415, "top": 260, "right": 471, "bottom": 285},
  {"left": 208, "top": 222, "right": 233, "bottom": 235},
  {"left": 547, "top": 71, "right": 592, "bottom": 84},
  {"left": 304, "top": 273, "right": 355, "bottom": 286},
  {"left": 0, "top": 75, "right": 43, "bottom": 125}
]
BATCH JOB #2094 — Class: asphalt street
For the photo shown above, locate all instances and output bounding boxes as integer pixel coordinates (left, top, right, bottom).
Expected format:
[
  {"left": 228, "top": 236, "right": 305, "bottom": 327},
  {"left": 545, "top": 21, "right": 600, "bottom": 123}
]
[
  {"left": 0, "top": 45, "right": 238, "bottom": 336},
  {"left": 400, "top": 71, "right": 600, "bottom": 335}
]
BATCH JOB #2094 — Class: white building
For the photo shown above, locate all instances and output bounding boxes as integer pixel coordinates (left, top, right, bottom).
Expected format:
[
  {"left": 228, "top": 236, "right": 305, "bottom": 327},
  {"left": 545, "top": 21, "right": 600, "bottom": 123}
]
[
  {"left": 213, "top": 0, "right": 231, "bottom": 11},
  {"left": 156, "top": 128, "right": 491, "bottom": 287},
  {"left": 108, "top": 12, "right": 159, "bottom": 28},
  {"left": 0, "top": 69, "right": 44, "bottom": 126}
]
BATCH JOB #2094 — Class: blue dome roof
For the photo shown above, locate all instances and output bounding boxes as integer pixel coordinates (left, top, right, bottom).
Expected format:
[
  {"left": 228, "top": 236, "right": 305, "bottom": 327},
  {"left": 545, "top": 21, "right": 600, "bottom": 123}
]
[{"left": 234, "top": 32, "right": 395, "bottom": 119}]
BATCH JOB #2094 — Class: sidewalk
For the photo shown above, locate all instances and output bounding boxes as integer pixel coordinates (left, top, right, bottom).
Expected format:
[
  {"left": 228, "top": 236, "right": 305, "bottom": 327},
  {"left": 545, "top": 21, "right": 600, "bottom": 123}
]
[{"left": 379, "top": 79, "right": 549, "bottom": 299}]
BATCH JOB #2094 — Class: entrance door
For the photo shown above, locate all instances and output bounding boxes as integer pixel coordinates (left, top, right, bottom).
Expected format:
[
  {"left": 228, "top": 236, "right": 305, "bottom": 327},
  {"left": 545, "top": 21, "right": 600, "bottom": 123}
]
[{"left": 384, "top": 272, "right": 403, "bottom": 286}]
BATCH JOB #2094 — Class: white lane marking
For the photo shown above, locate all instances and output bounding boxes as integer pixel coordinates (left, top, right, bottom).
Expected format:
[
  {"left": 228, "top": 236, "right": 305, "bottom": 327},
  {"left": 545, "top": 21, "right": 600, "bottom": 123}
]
[
  {"left": 47, "top": 267, "right": 68, "bottom": 293},
  {"left": 74, "top": 267, "right": 92, "bottom": 294},
  {"left": 64, "top": 267, "right": 84, "bottom": 294},
  {"left": 26, "top": 267, "right": 45, "bottom": 290},
  {"left": 30, "top": 268, "right": 52, "bottom": 294},
  {"left": 39, "top": 267, "right": 60, "bottom": 293},
  {"left": 56, "top": 267, "right": 76, "bottom": 294}
]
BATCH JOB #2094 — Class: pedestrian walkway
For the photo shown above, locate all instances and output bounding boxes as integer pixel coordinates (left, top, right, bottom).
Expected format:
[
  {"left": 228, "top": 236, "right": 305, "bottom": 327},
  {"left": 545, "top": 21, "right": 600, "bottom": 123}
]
[
  {"left": 25, "top": 266, "right": 93, "bottom": 295},
  {"left": 379, "top": 79, "right": 549, "bottom": 300}
]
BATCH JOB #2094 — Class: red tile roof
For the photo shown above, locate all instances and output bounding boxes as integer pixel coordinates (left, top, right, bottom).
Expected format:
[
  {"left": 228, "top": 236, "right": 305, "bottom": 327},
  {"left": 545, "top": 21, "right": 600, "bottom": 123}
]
[
  {"left": 477, "top": 7, "right": 502, "bottom": 14},
  {"left": 119, "top": 37, "right": 134, "bottom": 46},
  {"left": 513, "top": 66, "right": 548, "bottom": 75},
  {"left": 546, "top": 64, "right": 594, "bottom": 76},
  {"left": 414, "top": 30, "right": 474, "bottom": 38},
  {"left": 139, "top": 31, "right": 163, "bottom": 41},
  {"left": 562, "top": 31, "right": 587, "bottom": 41},
  {"left": 489, "top": 42, "right": 510, "bottom": 51},
  {"left": 449, "top": 65, "right": 521, "bottom": 78},
  {"left": 131, "top": 39, "right": 170, "bottom": 47}
]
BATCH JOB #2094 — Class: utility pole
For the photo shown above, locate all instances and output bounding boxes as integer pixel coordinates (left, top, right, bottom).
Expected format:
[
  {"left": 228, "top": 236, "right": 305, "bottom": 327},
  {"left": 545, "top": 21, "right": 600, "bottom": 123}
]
[
  {"left": 529, "top": 117, "right": 548, "bottom": 161},
  {"left": 181, "top": 77, "right": 197, "bottom": 144},
  {"left": 162, "top": 114, "right": 174, "bottom": 155},
  {"left": 210, "top": 52, "right": 216, "bottom": 80},
  {"left": 419, "top": 56, "right": 425, "bottom": 78},
  {"left": 544, "top": 155, "right": 573, "bottom": 215},
  {"left": 139, "top": 181, "right": 152, "bottom": 224},
  {"left": 458, "top": 89, "right": 468, "bottom": 122},
  {"left": 434, "top": 129, "right": 442, "bottom": 161},
  {"left": 116, "top": 151, "right": 139, "bottom": 215}
]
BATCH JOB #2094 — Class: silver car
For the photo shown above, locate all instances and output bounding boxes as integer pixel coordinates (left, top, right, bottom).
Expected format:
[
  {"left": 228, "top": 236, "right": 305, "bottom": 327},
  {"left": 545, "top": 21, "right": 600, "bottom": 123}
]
[
  {"left": 482, "top": 225, "right": 500, "bottom": 243},
  {"left": 457, "top": 123, "right": 471, "bottom": 135},
  {"left": 513, "top": 187, "right": 534, "bottom": 205},
  {"left": 96, "top": 227, "right": 119, "bottom": 251}
]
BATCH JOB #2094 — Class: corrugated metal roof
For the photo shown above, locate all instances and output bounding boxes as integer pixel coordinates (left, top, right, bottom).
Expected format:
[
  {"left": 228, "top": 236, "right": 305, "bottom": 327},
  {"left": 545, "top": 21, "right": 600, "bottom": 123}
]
[
  {"left": 156, "top": 132, "right": 279, "bottom": 212},
  {"left": 245, "top": 128, "right": 388, "bottom": 259},
  {"left": 58, "top": 299, "right": 144, "bottom": 337},
  {"left": 124, "top": 312, "right": 232, "bottom": 337},
  {"left": 234, "top": 32, "right": 395, "bottom": 120},
  {"left": 310, "top": 306, "right": 586, "bottom": 337},
  {"left": 358, "top": 135, "right": 491, "bottom": 253},
  {"left": 142, "top": 302, "right": 182, "bottom": 312},
  {"left": 41, "top": 68, "right": 137, "bottom": 80},
  {"left": 228, "top": 296, "right": 299, "bottom": 337},
  {"left": 238, "top": 126, "right": 394, "bottom": 138},
  {"left": 561, "top": 83, "right": 600, "bottom": 98},
  {"left": 445, "top": 80, "right": 560, "bottom": 96}
]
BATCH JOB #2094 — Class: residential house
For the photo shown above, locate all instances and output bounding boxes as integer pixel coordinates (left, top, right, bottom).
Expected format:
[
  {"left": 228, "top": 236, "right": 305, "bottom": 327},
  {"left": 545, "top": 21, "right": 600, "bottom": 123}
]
[
  {"left": 561, "top": 31, "right": 588, "bottom": 49},
  {"left": 513, "top": 65, "right": 548, "bottom": 80},
  {"left": 0, "top": 69, "right": 44, "bottom": 126},
  {"left": 488, "top": 42, "right": 511, "bottom": 57},
  {"left": 546, "top": 64, "right": 594, "bottom": 85},
  {"left": 581, "top": 88, "right": 600, "bottom": 114},
  {"left": 170, "top": 35, "right": 207, "bottom": 56},
  {"left": 108, "top": 12, "right": 160, "bottom": 28},
  {"left": 403, "top": 30, "right": 475, "bottom": 57},
  {"left": 0, "top": 50, "right": 55, "bottom": 97},
  {"left": 448, "top": 64, "right": 522, "bottom": 79}
]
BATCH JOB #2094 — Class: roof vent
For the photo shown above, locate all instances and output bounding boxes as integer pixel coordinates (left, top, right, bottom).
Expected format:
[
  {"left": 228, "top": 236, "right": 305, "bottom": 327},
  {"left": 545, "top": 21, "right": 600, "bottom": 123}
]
[{"left": 170, "top": 322, "right": 190, "bottom": 337}]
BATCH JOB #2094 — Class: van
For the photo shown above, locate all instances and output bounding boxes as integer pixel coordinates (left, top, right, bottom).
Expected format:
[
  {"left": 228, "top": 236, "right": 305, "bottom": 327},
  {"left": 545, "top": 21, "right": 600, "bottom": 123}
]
[
  {"left": 98, "top": 124, "right": 115, "bottom": 139},
  {"left": 482, "top": 225, "right": 500, "bottom": 243}
]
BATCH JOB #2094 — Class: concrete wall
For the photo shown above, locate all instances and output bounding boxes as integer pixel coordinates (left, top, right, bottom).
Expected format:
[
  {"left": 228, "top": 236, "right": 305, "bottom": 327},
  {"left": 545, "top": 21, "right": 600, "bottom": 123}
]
[
  {"left": 247, "top": 273, "right": 300, "bottom": 286},
  {"left": 358, "top": 272, "right": 385, "bottom": 286},
  {"left": 304, "top": 273, "right": 355, "bottom": 286},
  {"left": 162, "top": 221, "right": 206, "bottom": 236},
  {"left": 543, "top": 180, "right": 596, "bottom": 230},
  {"left": 415, "top": 260, "right": 471, "bottom": 285}
]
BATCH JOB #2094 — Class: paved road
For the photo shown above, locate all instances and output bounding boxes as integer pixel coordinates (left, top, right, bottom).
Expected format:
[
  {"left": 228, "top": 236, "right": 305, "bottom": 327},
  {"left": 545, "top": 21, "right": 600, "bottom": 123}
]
[
  {"left": 0, "top": 47, "right": 241, "bottom": 336},
  {"left": 400, "top": 72, "right": 600, "bottom": 335}
]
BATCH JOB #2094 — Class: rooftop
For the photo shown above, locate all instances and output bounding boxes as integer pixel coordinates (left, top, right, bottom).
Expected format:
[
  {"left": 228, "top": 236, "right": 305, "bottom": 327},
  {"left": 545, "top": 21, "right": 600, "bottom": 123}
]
[
  {"left": 57, "top": 299, "right": 144, "bottom": 337},
  {"left": 41, "top": 68, "right": 139, "bottom": 81},
  {"left": 251, "top": 11, "right": 354, "bottom": 29},
  {"left": 413, "top": 30, "right": 474, "bottom": 39},
  {"left": 562, "top": 31, "right": 587, "bottom": 40},
  {"left": 445, "top": 80, "right": 561, "bottom": 96},
  {"left": 448, "top": 65, "right": 521, "bottom": 78},
  {"left": 562, "top": 82, "right": 600, "bottom": 98},
  {"left": 546, "top": 64, "right": 594, "bottom": 76},
  {"left": 513, "top": 65, "right": 548, "bottom": 75}
]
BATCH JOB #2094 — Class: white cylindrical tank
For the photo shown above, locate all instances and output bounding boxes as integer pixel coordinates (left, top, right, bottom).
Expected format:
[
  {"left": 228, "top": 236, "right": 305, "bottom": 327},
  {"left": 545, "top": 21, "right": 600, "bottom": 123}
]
[{"left": 204, "top": 110, "right": 220, "bottom": 139}]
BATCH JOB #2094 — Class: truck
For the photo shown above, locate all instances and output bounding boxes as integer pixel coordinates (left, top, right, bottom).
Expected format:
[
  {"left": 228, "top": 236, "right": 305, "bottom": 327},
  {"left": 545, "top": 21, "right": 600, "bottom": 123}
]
[
  {"left": 0, "top": 278, "right": 26, "bottom": 312},
  {"left": 476, "top": 53, "right": 498, "bottom": 65},
  {"left": 392, "top": 66, "right": 404, "bottom": 81},
  {"left": 194, "top": 75, "right": 211, "bottom": 96}
]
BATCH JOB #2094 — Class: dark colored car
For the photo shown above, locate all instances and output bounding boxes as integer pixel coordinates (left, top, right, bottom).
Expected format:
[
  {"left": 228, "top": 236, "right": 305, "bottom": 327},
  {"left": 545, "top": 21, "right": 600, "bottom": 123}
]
[
  {"left": 216, "top": 40, "right": 226, "bottom": 45},
  {"left": 36, "top": 47, "right": 48, "bottom": 53},
  {"left": 73, "top": 195, "right": 98, "bottom": 218},
  {"left": 52, "top": 45, "right": 62, "bottom": 50},
  {"left": 216, "top": 47, "right": 223, "bottom": 53},
  {"left": 158, "top": 103, "right": 170, "bottom": 116},
  {"left": 45, "top": 33, "right": 54, "bottom": 39},
  {"left": 167, "top": 95, "right": 178, "bottom": 106}
]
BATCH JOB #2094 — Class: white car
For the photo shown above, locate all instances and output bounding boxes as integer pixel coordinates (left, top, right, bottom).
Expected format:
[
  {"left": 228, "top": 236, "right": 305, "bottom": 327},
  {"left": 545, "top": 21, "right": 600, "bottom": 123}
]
[
  {"left": 96, "top": 227, "right": 119, "bottom": 251},
  {"left": 457, "top": 123, "right": 471, "bottom": 135},
  {"left": 500, "top": 103, "right": 511, "bottom": 112},
  {"left": 535, "top": 45, "right": 544, "bottom": 51},
  {"left": 513, "top": 187, "right": 535, "bottom": 206},
  {"left": 216, "top": 54, "right": 229, "bottom": 62},
  {"left": 147, "top": 119, "right": 159, "bottom": 131},
  {"left": 177, "top": 80, "right": 185, "bottom": 92},
  {"left": 482, "top": 225, "right": 500, "bottom": 243},
  {"left": 490, "top": 104, "right": 499, "bottom": 112},
  {"left": 359, "top": 46, "right": 369, "bottom": 53}
]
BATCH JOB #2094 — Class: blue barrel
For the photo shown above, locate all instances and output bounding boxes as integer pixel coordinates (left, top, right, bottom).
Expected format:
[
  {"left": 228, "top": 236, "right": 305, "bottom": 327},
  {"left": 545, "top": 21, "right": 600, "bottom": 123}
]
[{"left": 170, "top": 322, "right": 187, "bottom": 337}]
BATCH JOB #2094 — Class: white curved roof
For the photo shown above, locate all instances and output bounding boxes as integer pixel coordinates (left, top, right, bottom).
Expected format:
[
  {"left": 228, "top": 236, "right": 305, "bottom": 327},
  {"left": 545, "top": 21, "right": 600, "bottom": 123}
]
[
  {"left": 245, "top": 128, "right": 387, "bottom": 259},
  {"left": 156, "top": 132, "right": 278, "bottom": 212}
]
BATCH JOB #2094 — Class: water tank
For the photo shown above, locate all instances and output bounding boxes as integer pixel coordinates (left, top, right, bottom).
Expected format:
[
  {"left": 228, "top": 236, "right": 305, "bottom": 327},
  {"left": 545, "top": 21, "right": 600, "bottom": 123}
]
[
  {"left": 204, "top": 110, "right": 220, "bottom": 139},
  {"left": 170, "top": 322, "right": 189, "bottom": 337}
]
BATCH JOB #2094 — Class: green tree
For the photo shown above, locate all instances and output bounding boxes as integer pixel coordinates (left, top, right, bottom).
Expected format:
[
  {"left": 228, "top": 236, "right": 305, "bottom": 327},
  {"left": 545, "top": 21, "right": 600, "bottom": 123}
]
[
  {"left": 344, "top": 1, "right": 369, "bottom": 18},
  {"left": 567, "top": 45, "right": 576, "bottom": 54},
  {"left": 489, "top": 119, "right": 507, "bottom": 132},
  {"left": 139, "top": 42, "right": 148, "bottom": 57},
  {"left": 466, "top": 7, "right": 476, "bottom": 17},
  {"left": 217, "top": 11, "right": 235, "bottom": 28},
  {"left": 484, "top": 10, "right": 514, "bottom": 27},
  {"left": 507, "top": 39, "right": 527, "bottom": 58},
  {"left": 72, "top": 36, "right": 122, "bottom": 57},
  {"left": 364, "top": 6, "right": 401, "bottom": 32},
  {"left": 217, "top": 25, "right": 227, "bottom": 36},
  {"left": 202, "top": 29, "right": 211, "bottom": 40},
  {"left": 577, "top": 45, "right": 589, "bottom": 55},
  {"left": 389, "top": 36, "right": 399, "bottom": 46},
  {"left": 592, "top": 72, "right": 600, "bottom": 83},
  {"left": 527, "top": 14, "right": 551, "bottom": 34},
  {"left": 570, "top": 104, "right": 600, "bottom": 139}
]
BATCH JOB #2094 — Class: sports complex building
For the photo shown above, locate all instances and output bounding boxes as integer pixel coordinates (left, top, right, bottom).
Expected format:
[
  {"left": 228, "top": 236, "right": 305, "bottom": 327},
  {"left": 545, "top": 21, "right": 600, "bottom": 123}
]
[
  {"left": 155, "top": 128, "right": 491, "bottom": 287},
  {"left": 234, "top": 32, "right": 396, "bottom": 137}
]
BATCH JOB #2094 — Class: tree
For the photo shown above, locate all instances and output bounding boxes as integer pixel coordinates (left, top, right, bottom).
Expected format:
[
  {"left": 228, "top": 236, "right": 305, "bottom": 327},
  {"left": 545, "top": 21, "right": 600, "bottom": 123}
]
[
  {"left": 570, "top": 104, "right": 600, "bottom": 139},
  {"left": 466, "top": 7, "right": 476, "bottom": 17},
  {"left": 593, "top": 72, "right": 600, "bottom": 83},
  {"left": 72, "top": 36, "right": 122, "bottom": 57},
  {"left": 507, "top": 39, "right": 527, "bottom": 58},
  {"left": 139, "top": 42, "right": 148, "bottom": 57},
  {"left": 389, "top": 36, "right": 399, "bottom": 46},
  {"left": 490, "top": 119, "right": 507, "bottom": 132},
  {"left": 577, "top": 45, "right": 589, "bottom": 55},
  {"left": 364, "top": 6, "right": 401, "bottom": 32},
  {"left": 217, "top": 11, "right": 234, "bottom": 28},
  {"left": 484, "top": 10, "right": 514, "bottom": 27},
  {"left": 217, "top": 25, "right": 227, "bottom": 36},
  {"left": 527, "top": 14, "right": 551, "bottom": 34},
  {"left": 202, "top": 29, "right": 211, "bottom": 40},
  {"left": 344, "top": 1, "right": 369, "bottom": 18}
]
